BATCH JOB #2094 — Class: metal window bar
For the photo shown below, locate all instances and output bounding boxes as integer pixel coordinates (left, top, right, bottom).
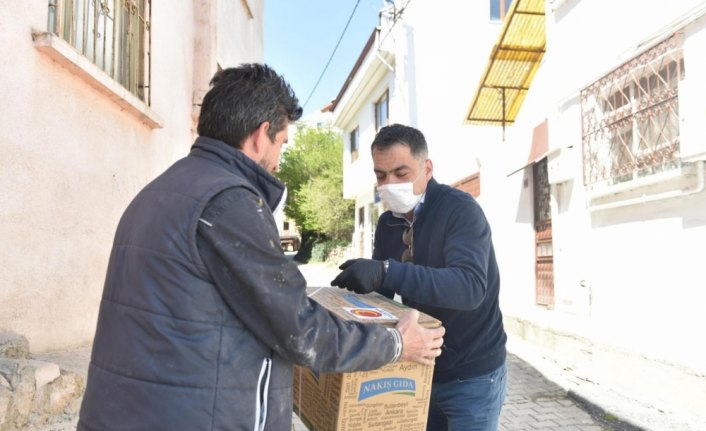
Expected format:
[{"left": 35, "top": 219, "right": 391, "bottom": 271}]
[
  {"left": 46, "top": 0, "right": 150, "bottom": 103},
  {"left": 580, "top": 34, "right": 683, "bottom": 186}
]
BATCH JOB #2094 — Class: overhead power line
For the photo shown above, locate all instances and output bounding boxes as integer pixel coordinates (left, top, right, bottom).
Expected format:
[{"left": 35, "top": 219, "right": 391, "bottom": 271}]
[{"left": 302, "top": 0, "right": 362, "bottom": 110}]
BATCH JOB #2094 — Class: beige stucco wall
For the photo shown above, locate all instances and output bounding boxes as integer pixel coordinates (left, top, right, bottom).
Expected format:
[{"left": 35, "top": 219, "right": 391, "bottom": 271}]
[{"left": 0, "top": 1, "right": 264, "bottom": 353}]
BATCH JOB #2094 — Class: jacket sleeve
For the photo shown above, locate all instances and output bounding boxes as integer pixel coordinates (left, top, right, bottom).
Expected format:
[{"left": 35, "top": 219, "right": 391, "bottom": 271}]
[
  {"left": 196, "top": 187, "right": 397, "bottom": 372},
  {"left": 379, "top": 198, "right": 493, "bottom": 311}
]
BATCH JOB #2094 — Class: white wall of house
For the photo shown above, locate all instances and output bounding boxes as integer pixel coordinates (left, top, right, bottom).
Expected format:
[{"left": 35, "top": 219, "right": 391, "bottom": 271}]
[
  {"left": 334, "top": 0, "right": 706, "bottom": 427},
  {"left": 400, "top": 1, "right": 501, "bottom": 185},
  {"left": 495, "top": 0, "right": 706, "bottom": 426},
  {"left": 0, "top": 1, "right": 263, "bottom": 353}
]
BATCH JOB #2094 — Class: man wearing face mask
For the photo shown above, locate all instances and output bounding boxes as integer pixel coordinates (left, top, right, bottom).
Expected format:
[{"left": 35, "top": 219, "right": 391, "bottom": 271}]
[{"left": 331, "top": 123, "right": 508, "bottom": 431}]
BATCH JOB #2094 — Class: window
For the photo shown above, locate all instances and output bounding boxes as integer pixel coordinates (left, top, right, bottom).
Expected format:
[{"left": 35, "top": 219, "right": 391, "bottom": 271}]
[
  {"left": 580, "top": 34, "right": 684, "bottom": 186},
  {"left": 48, "top": 0, "right": 151, "bottom": 103},
  {"left": 350, "top": 127, "right": 360, "bottom": 162},
  {"left": 375, "top": 91, "right": 389, "bottom": 131},
  {"left": 490, "top": 0, "right": 513, "bottom": 22}
]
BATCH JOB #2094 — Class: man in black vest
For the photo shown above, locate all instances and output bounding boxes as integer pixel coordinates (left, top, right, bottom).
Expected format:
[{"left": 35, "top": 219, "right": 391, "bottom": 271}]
[
  {"left": 332, "top": 124, "right": 507, "bottom": 431},
  {"left": 78, "top": 65, "right": 444, "bottom": 431}
]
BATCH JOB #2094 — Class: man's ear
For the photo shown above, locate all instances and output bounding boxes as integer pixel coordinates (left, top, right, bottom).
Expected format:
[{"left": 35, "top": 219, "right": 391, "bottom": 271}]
[
  {"left": 425, "top": 158, "right": 434, "bottom": 180},
  {"left": 252, "top": 121, "right": 272, "bottom": 155},
  {"left": 241, "top": 121, "right": 271, "bottom": 161}
]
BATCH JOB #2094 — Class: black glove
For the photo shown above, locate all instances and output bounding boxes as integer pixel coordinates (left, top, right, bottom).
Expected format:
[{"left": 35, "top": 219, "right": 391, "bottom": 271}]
[{"left": 330, "top": 258, "right": 385, "bottom": 294}]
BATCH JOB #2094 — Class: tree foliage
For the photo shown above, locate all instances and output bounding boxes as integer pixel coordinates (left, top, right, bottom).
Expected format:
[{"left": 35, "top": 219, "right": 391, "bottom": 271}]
[{"left": 275, "top": 124, "right": 354, "bottom": 242}]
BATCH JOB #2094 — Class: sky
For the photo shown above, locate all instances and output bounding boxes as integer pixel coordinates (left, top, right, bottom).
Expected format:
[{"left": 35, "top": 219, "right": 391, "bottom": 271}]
[{"left": 264, "top": 0, "right": 387, "bottom": 119}]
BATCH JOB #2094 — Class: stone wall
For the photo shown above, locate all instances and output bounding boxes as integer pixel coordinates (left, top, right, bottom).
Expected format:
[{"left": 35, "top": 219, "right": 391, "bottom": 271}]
[{"left": 0, "top": 333, "right": 83, "bottom": 430}]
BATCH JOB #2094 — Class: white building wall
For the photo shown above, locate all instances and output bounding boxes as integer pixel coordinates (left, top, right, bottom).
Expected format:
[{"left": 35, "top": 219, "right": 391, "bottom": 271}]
[
  {"left": 398, "top": 0, "right": 502, "bottom": 185},
  {"left": 0, "top": 1, "right": 263, "bottom": 352},
  {"left": 218, "top": 0, "right": 263, "bottom": 66},
  {"left": 351, "top": 81, "right": 389, "bottom": 258},
  {"left": 336, "top": 0, "right": 706, "bottom": 426},
  {"left": 497, "top": 0, "right": 706, "bottom": 426},
  {"left": 536, "top": 0, "right": 706, "bottom": 368}
]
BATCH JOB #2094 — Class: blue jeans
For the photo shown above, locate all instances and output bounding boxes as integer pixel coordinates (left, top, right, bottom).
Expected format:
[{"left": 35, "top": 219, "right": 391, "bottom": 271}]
[{"left": 426, "top": 363, "right": 507, "bottom": 431}]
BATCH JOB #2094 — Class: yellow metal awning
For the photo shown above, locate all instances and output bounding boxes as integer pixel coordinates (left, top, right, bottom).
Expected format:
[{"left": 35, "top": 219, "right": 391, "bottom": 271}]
[{"left": 465, "top": 0, "right": 546, "bottom": 126}]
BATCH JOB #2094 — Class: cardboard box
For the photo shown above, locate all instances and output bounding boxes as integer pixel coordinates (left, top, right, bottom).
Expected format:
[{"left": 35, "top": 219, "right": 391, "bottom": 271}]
[{"left": 293, "top": 287, "right": 440, "bottom": 431}]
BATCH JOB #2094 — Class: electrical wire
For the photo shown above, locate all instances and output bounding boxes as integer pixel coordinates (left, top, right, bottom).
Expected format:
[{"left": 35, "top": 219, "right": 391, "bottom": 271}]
[
  {"left": 301, "top": 0, "right": 362, "bottom": 110},
  {"left": 377, "top": 0, "right": 411, "bottom": 47}
]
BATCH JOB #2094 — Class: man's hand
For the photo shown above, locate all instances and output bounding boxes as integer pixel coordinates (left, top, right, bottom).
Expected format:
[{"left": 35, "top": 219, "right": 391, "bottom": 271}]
[
  {"left": 396, "top": 310, "right": 445, "bottom": 366},
  {"left": 330, "top": 258, "right": 385, "bottom": 294}
]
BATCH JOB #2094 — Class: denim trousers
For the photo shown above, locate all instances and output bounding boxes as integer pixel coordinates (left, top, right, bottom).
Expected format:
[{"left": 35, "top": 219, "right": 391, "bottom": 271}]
[{"left": 426, "top": 362, "right": 508, "bottom": 431}]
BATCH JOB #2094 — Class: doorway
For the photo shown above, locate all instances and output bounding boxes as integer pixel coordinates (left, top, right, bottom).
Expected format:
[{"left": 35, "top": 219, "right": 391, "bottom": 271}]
[{"left": 533, "top": 158, "right": 554, "bottom": 307}]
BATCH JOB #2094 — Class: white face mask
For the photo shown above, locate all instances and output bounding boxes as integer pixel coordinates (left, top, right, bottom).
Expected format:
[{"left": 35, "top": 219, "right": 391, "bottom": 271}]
[{"left": 378, "top": 175, "right": 423, "bottom": 214}]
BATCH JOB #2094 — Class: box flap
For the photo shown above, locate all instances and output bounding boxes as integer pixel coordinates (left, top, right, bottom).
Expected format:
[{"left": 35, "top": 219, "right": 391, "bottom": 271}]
[{"left": 306, "top": 286, "right": 440, "bottom": 329}]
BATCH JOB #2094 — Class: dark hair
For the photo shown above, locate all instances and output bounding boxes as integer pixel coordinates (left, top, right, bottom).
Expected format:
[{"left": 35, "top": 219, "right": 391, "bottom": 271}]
[
  {"left": 371, "top": 123, "right": 428, "bottom": 159},
  {"left": 197, "top": 63, "right": 303, "bottom": 148}
]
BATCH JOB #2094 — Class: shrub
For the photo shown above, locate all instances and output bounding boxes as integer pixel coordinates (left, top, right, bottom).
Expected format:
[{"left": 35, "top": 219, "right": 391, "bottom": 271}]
[{"left": 310, "top": 239, "right": 349, "bottom": 263}]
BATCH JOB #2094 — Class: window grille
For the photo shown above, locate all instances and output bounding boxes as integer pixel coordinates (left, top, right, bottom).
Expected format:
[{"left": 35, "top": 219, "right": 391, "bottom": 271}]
[
  {"left": 47, "top": 0, "right": 151, "bottom": 103},
  {"left": 580, "top": 34, "right": 684, "bottom": 187}
]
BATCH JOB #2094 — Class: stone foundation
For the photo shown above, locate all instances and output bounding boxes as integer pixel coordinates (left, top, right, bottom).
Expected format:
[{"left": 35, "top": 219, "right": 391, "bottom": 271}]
[{"left": 0, "top": 332, "right": 84, "bottom": 431}]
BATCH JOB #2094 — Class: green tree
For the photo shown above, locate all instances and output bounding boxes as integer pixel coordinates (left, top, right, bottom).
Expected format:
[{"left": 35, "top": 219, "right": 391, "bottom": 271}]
[
  {"left": 299, "top": 170, "right": 352, "bottom": 240},
  {"left": 275, "top": 124, "right": 354, "bottom": 258}
]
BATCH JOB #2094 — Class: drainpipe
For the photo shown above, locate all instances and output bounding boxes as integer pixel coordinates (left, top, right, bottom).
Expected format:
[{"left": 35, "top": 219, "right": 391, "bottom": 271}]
[{"left": 589, "top": 160, "right": 705, "bottom": 212}]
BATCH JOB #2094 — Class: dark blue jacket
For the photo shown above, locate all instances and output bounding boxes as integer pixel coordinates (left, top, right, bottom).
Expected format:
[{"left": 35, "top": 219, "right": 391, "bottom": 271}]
[
  {"left": 79, "top": 137, "right": 397, "bottom": 431},
  {"left": 374, "top": 178, "right": 506, "bottom": 382}
]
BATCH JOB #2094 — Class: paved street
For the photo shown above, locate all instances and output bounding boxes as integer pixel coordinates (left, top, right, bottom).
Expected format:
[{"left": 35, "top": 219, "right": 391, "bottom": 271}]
[
  {"left": 497, "top": 352, "right": 637, "bottom": 431},
  {"left": 295, "top": 261, "right": 640, "bottom": 431}
]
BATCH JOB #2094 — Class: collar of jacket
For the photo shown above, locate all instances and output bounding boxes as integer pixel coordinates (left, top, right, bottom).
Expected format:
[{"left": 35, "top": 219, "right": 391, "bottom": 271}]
[
  {"left": 190, "top": 136, "right": 286, "bottom": 211},
  {"left": 423, "top": 177, "right": 441, "bottom": 208},
  {"left": 413, "top": 177, "right": 440, "bottom": 222}
]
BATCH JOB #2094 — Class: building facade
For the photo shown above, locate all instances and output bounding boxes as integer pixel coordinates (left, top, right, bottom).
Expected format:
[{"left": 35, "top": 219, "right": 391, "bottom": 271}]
[
  {"left": 0, "top": 0, "right": 264, "bottom": 352},
  {"left": 332, "top": 0, "right": 706, "bottom": 428}
]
